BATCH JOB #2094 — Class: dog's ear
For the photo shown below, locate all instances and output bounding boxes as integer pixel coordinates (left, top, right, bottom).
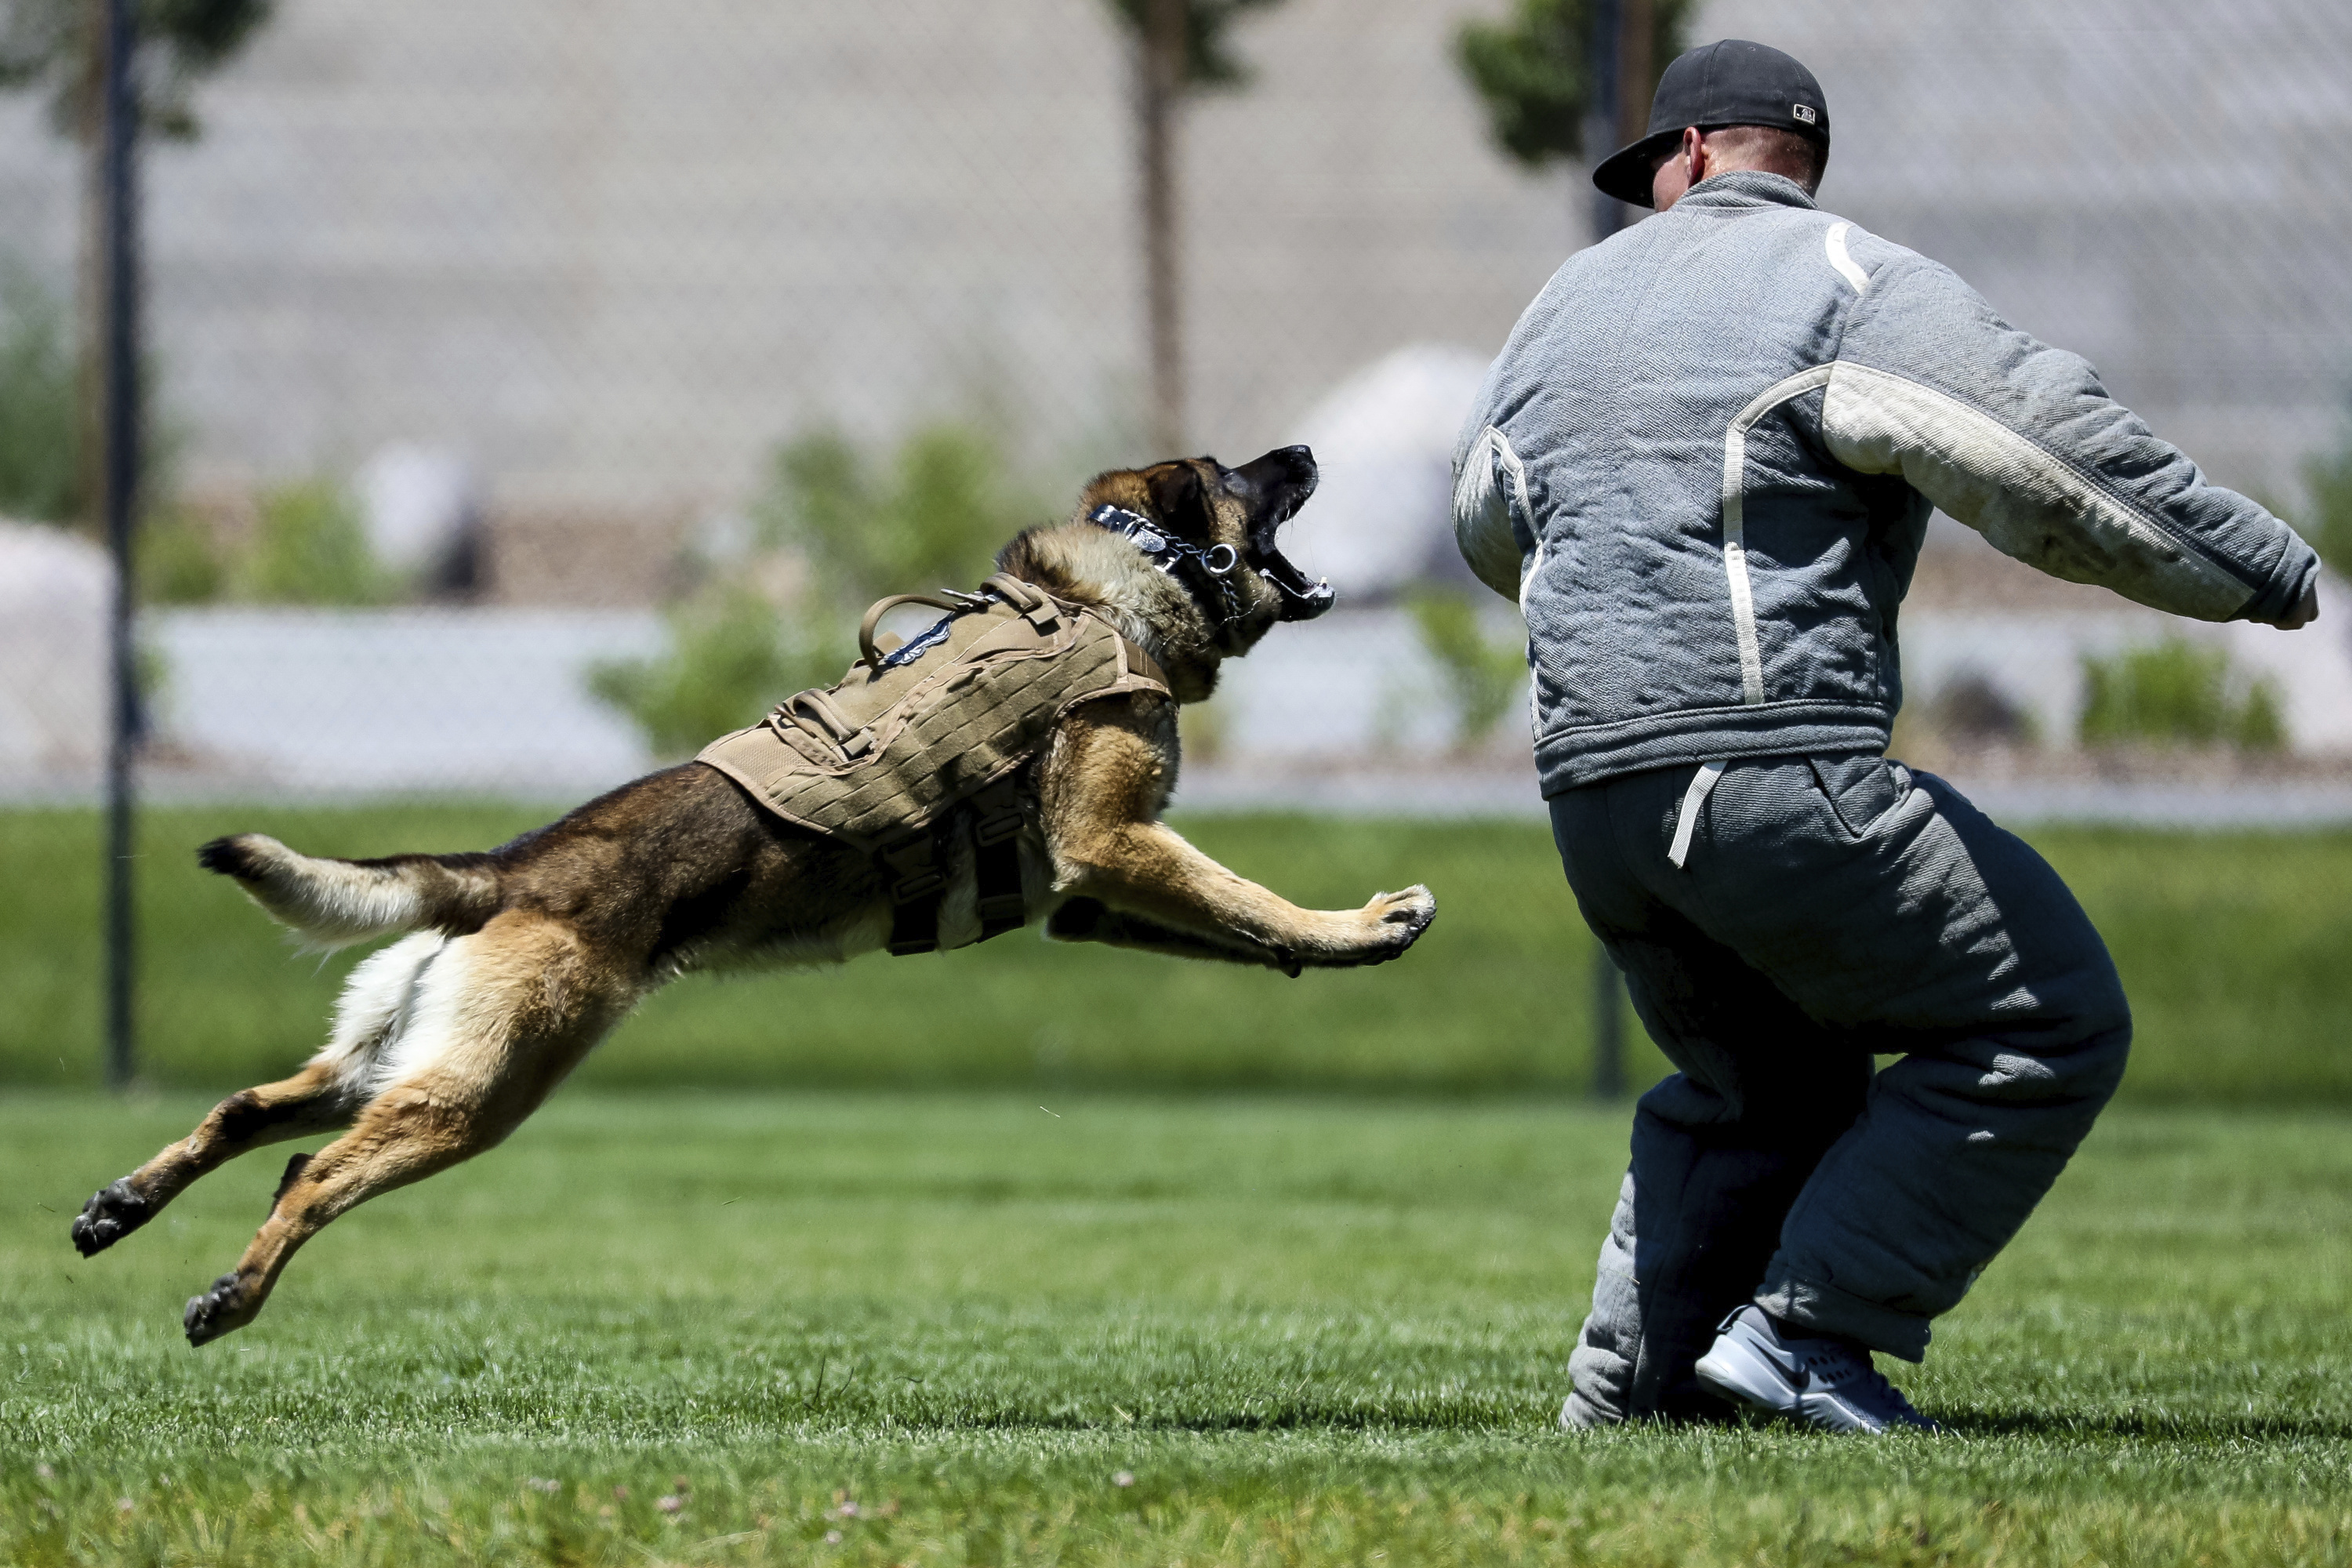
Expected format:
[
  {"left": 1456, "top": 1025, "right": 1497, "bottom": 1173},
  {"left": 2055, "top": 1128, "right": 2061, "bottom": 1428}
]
[
  {"left": 1076, "top": 467, "right": 1149, "bottom": 517},
  {"left": 1145, "top": 462, "right": 1206, "bottom": 533}
]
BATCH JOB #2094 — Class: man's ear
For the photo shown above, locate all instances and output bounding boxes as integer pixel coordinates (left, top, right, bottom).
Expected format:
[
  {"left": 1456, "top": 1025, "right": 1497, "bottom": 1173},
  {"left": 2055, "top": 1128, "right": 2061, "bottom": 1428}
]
[{"left": 1144, "top": 462, "right": 1204, "bottom": 529}]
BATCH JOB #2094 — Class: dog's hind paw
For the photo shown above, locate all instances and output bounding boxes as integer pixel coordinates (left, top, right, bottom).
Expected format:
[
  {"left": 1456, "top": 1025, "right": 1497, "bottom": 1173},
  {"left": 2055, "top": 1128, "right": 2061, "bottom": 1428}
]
[
  {"left": 71, "top": 1178, "right": 152, "bottom": 1258},
  {"left": 183, "top": 1272, "right": 256, "bottom": 1347}
]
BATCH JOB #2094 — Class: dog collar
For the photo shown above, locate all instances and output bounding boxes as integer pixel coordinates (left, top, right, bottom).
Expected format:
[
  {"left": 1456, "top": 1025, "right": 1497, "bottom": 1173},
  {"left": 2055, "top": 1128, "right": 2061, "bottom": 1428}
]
[{"left": 1086, "top": 503, "right": 1244, "bottom": 628}]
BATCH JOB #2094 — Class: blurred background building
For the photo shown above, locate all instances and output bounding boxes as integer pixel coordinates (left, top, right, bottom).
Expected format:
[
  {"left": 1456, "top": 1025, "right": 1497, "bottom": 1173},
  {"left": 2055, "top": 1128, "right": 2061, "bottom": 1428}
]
[{"left": 1, "top": 0, "right": 2348, "bottom": 807}]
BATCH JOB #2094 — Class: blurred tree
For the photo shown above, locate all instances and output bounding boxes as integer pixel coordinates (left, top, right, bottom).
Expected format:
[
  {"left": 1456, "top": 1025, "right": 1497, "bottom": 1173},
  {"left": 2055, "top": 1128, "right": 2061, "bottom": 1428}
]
[
  {"left": 0, "top": 0, "right": 274, "bottom": 140},
  {"left": 1457, "top": 0, "right": 1690, "bottom": 212},
  {"left": 1098, "top": 0, "right": 1287, "bottom": 456},
  {"left": 0, "top": 0, "right": 274, "bottom": 530}
]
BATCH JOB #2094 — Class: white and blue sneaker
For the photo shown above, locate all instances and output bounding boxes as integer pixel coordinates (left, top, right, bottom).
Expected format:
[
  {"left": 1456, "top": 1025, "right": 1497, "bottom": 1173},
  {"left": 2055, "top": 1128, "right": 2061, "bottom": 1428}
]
[{"left": 1693, "top": 1305, "right": 1937, "bottom": 1433}]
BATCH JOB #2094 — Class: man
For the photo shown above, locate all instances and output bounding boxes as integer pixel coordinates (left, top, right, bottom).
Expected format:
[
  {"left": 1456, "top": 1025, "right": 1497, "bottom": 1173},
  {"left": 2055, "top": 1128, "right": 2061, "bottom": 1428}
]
[{"left": 1452, "top": 38, "right": 2321, "bottom": 1433}]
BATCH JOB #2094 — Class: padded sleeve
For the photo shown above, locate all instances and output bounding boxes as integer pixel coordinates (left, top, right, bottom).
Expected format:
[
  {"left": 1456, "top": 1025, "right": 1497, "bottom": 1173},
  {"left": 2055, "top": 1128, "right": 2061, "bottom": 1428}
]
[
  {"left": 1451, "top": 423, "right": 1537, "bottom": 602},
  {"left": 1823, "top": 256, "right": 2318, "bottom": 622}
]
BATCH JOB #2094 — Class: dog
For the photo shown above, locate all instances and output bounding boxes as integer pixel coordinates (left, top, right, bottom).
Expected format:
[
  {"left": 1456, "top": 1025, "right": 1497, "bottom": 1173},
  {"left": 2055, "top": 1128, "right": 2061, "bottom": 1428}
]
[{"left": 70, "top": 445, "right": 1439, "bottom": 1345}]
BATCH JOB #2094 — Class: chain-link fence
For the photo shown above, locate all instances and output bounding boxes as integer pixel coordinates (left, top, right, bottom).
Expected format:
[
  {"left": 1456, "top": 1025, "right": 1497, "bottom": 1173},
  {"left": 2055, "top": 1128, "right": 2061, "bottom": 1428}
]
[
  {"left": 2, "top": 0, "right": 2350, "bottom": 1088},
  {"left": 2, "top": 0, "right": 2348, "bottom": 797}
]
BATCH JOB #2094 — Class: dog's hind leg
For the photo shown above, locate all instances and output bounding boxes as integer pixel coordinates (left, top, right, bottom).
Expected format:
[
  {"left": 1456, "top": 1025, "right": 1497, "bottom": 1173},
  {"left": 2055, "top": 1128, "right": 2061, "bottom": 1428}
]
[
  {"left": 179, "top": 912, "right": 630, "bottom": 1346},
  {"left": 71, "top": 1061, "right": 355, "bottom": 1257},
  {"left": 68, "top": 932, "right": 443, "bottom": 1259}
]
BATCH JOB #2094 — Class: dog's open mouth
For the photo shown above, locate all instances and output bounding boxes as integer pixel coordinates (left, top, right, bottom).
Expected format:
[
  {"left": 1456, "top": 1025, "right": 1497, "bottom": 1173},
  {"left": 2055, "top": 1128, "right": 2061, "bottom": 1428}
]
[{"left": 1249, "top": 480, "right": 1335, "bottom": 622}]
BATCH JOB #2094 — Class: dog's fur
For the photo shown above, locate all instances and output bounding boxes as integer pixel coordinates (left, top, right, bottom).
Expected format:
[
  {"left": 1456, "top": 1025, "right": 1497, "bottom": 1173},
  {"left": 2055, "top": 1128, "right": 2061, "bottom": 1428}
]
[{"left": 71, "top": 445, "right": 1436, "bottom": 1345}]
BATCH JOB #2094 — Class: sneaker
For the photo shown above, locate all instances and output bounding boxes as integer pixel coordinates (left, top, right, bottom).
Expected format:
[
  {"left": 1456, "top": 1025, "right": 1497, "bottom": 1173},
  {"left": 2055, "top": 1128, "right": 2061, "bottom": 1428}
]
[{"left": 1693, "top": 1305, "right": 1937, "bottom": 1433}]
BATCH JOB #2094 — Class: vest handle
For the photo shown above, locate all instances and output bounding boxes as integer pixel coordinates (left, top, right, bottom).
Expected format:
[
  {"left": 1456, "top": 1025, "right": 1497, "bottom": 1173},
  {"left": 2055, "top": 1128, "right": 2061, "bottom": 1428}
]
[
  {"left": 858, "top": 592, "right": 974, "bottom": 669},
  {"left": 857, "top": 575, "right": 1065, "bottom": 668}
]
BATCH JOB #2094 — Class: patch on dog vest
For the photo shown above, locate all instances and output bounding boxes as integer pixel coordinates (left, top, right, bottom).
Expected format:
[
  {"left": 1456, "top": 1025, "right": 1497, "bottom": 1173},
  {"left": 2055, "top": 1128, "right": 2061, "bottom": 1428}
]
[{"left": 695, "top": 574, "right": 1170, "bottom": 954}]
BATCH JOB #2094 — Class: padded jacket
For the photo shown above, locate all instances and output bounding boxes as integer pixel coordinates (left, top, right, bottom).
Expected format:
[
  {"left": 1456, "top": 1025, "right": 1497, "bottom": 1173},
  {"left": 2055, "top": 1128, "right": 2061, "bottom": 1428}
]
[{"left": 1452, "top": 170, "right": 2320, "bottom": 794}]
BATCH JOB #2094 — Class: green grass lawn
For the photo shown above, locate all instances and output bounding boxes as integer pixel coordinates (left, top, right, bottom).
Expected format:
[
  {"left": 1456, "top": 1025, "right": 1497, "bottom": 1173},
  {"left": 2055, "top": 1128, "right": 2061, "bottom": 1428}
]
[
  {"left": 4, "top": 806, "right": 2352, "bottom": 1101},
  {"left": 3, "top": 1092, "right": 2348, "bottom": 1566}
]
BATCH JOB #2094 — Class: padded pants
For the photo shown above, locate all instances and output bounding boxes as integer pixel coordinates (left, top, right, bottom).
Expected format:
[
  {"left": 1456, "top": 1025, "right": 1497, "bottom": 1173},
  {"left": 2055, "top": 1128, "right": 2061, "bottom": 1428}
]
[{"left": 1549, "top": 754, "right": 2132, "bottom": 1425}]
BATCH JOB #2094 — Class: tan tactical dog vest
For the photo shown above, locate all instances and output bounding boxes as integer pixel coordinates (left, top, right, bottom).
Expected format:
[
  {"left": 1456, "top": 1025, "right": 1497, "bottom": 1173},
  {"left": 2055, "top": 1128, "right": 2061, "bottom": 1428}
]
[{"left": 696, "top": 573, "right": 1169, "bottom": 955}]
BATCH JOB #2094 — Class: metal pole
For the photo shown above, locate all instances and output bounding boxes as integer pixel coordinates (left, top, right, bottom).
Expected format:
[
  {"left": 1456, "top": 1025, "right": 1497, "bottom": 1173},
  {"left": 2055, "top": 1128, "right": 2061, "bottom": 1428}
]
[
  {"left": 100, "top": 0, "right": 140, "bottom": 1091},
  {"left": 1585, "top": 0, "right": 1624, "bottom": 246},
  {"left": 1590, "top": 948, "right": 1624, "bottom": 1098}
]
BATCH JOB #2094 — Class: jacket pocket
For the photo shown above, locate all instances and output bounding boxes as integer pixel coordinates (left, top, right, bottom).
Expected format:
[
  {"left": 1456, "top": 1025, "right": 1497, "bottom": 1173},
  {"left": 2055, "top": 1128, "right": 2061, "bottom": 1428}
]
[{"left": 1806, "top": 752, "right": 1909, "bottom": 839}]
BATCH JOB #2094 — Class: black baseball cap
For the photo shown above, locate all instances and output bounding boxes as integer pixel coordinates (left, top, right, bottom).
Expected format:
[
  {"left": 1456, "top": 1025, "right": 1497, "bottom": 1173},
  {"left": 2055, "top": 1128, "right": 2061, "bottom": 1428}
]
[{"left": 1592, "top": 39, "right": 1830, "bottom": 209}]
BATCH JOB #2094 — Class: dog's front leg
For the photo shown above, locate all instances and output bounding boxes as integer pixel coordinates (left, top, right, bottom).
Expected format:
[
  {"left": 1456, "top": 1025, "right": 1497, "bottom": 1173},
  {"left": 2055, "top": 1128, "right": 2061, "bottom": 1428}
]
[
  {"left": 1039, "top": 699, "right": 1434, "bottom": 973},
  {"left": 1044, "top": 897, "right": 1294, "bottom": 966}
]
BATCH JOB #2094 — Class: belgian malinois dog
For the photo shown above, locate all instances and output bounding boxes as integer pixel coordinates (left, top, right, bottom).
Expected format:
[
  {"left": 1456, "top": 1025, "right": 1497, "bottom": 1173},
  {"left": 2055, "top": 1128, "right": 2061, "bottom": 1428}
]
[{"left": 71, "top": 445, "right": 1437, "bottom": 1344}]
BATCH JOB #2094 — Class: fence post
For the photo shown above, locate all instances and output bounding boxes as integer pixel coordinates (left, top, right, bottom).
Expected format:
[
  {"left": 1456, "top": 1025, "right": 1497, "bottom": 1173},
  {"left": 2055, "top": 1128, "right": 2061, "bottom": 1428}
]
[{"left": 100, "top": 0, "right": 142, "bottom": 1091}]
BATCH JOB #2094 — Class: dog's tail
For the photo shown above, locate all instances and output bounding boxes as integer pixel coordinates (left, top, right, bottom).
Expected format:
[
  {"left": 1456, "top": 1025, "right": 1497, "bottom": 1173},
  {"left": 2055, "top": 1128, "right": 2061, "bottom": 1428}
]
[{"left": 197, "top": 833, "right": 503, "bottom": 949}]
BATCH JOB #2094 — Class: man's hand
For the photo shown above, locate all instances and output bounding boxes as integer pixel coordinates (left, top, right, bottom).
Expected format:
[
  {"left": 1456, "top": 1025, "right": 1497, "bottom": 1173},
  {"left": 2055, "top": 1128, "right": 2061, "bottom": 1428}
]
[{"left": 2253, "top": 581, "right": 2321, "bottom": 630}]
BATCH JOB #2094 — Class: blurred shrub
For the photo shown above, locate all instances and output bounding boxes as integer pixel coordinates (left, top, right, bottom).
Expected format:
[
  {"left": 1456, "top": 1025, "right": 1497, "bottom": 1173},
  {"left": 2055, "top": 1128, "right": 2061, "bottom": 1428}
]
[
  {"left": 2078, "top": 637, "right": 2285, "bottom": 752},
  {"left": 2303, "top": 425, "right": 2352, "bottom": 575},
  {"left": 137, "top": 504, "right": 226, "bottom": 603},
  {"left": 239, "top": 479, "right": 387, "bottom": 605},
  {"left": 1407, "top": 586, "right": 1526, "bottom": 750},
  {"left": 597, "top": 419, "right": 1042, "bottom": 759},
  {"left": 0, "top": 263, "right": 77, "bottom": 523},
  {"left": 589, "top": 587, "right": 845, "bottom": 760},
  {"left": 752, "top": 420, "right": 1039, "bottom": 602}
]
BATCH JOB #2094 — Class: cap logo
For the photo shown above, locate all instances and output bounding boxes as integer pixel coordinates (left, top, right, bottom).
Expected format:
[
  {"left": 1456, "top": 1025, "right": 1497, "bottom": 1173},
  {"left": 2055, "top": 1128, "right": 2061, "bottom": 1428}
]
[{"left": 1791, "top": 103, "right": 1817, "bottom": 125}]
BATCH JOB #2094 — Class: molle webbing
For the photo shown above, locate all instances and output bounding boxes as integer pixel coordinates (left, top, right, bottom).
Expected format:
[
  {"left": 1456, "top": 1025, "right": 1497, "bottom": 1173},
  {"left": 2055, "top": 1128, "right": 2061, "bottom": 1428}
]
[{"left": 695, "top": 575, "right": 1170, "bottom": 955}]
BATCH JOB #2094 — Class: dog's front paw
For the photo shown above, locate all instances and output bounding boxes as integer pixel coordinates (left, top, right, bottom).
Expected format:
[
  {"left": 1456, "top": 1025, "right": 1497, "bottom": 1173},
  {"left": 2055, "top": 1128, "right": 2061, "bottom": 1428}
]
[
  {"left": 1326, "top": 884, "right": 1435, "bottom": 967},
  {"left": 71, "top": 1178, "right": 151, "bottom": 1258},
  {"left": 183, "top": 1272, "right": 259, "bottom": 1347},
  {"left": 1370, "top": 884, "right": 1435, "bottom": 948}
]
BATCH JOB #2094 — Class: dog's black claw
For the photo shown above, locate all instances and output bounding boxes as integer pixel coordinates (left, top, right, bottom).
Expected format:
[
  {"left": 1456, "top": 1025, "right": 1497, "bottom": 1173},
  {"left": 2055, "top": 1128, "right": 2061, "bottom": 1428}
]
[
  {"left": 71, "top": 1179, "right": 151, "bottom": 1258},
  {"left": 183, "top": 1273, "right": 246, "bottom": 1347}
]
